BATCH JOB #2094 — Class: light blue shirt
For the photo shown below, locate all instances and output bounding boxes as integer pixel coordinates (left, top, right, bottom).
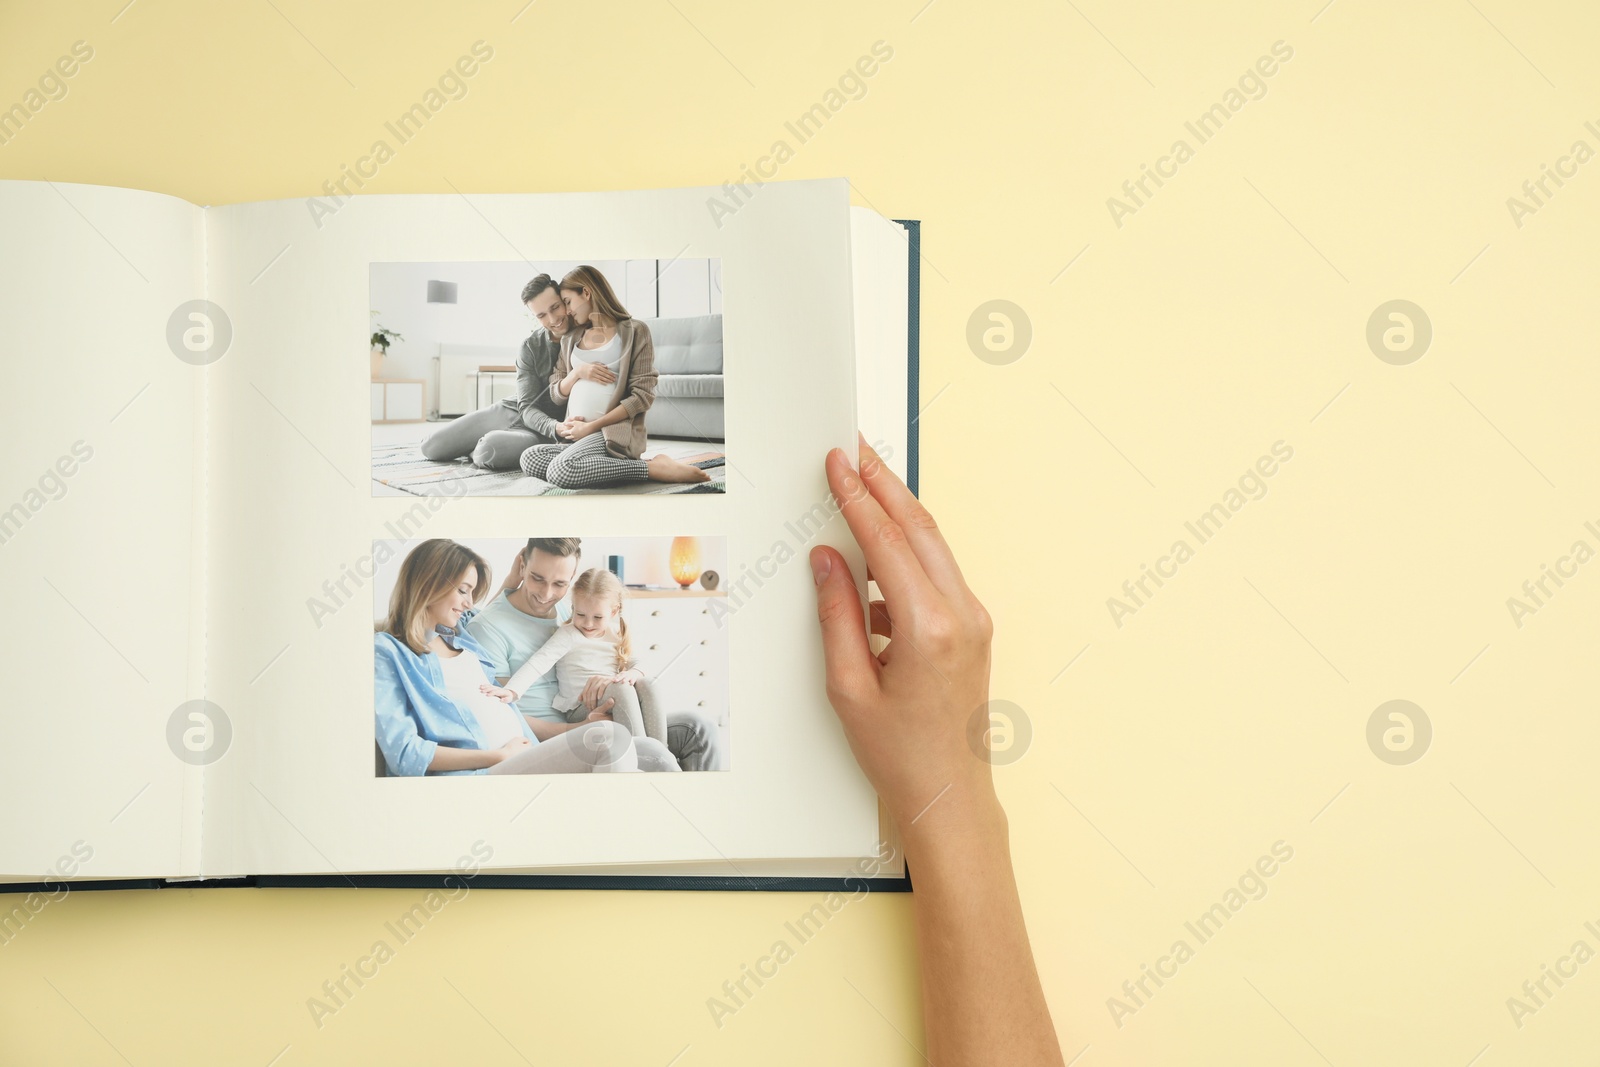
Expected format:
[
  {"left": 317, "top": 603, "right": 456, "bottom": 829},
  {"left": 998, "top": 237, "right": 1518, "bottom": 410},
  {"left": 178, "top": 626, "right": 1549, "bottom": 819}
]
[
  {"left": 374, "top": 624, "right": 538, "bottom": 777},
  {"left": 465, "top": 590, "right": 572, "bottom": 723}
]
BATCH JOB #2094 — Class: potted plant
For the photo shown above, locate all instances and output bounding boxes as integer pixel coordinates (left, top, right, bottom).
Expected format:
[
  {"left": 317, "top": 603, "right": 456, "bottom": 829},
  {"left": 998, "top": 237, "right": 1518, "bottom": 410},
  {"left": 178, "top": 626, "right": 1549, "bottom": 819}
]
[{"left": 369, "top": 314, "right": 404, "bottom": 379}]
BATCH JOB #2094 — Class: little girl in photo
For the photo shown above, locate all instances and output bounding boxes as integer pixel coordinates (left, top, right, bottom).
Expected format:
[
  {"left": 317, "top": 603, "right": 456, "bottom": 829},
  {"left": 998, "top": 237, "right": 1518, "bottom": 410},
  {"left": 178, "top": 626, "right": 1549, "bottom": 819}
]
[{"left": 481, "top": 567, "right": 652, "bottom": 739}]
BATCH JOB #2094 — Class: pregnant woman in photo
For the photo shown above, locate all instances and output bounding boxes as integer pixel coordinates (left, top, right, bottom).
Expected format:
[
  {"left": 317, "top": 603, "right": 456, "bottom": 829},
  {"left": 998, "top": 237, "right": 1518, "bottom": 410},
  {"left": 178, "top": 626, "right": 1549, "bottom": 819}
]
[
  {"left": 374, "top": 538, "right": 644, "bottom": 776},
  {"left": 517, "top": 265, "right": 711, "bottom": 490}
]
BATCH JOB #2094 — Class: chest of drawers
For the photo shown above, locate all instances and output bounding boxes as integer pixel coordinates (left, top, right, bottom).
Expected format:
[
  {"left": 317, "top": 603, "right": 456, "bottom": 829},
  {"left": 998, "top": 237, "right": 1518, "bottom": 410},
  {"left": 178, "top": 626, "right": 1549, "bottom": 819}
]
[{"left": 623, "top": 591, "right": 729, "bottom": 727}]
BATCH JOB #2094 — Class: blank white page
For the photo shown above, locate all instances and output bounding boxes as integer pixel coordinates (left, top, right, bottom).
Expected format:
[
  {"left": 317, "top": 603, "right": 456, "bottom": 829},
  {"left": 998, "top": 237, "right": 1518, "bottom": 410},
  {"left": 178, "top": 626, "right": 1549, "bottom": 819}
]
[{"left": 0, "top": 181, "right": 202, "bottom": 880}]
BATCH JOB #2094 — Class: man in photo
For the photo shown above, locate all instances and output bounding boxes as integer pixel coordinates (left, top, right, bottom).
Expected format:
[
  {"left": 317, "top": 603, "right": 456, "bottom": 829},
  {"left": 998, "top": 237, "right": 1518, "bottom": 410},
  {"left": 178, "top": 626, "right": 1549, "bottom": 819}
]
[
  {"left": 465, "top": 537, "right": 723, "bottom": 771},
  {"left": 418, "top": 274, "right": 617, "bottom": 469}
]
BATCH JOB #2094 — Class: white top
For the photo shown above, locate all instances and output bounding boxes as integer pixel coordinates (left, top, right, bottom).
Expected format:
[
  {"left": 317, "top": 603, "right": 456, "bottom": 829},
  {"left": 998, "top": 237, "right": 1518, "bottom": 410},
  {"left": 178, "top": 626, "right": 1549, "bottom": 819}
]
[
  {"left": 437, "top": 646, "right": 527, "bottom": 749},
  {"left": 505, "top": 622, "right": 627, "bottom": 712},
  {"left": 565, "top": 332, "right": 622, "bottom": 423}
]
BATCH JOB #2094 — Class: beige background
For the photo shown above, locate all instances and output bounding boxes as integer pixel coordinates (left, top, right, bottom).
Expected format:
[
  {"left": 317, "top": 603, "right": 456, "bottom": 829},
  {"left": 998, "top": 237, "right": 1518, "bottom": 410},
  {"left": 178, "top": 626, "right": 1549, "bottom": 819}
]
[{"left": 2, "top": 1, "right": 1597, "bottom": 1064}]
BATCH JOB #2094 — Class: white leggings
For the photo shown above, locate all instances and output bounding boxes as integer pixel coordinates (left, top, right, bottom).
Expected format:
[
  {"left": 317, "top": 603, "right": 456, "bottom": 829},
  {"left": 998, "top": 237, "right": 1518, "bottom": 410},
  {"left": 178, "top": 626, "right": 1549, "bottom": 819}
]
[{"left": 485, "top": 720, "right": 679, "bottom": 774}]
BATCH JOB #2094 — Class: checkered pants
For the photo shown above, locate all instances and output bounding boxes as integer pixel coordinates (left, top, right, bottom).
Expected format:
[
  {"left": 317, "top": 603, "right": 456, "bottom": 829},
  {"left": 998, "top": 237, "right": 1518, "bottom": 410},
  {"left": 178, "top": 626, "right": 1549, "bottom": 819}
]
[{"left": 519, "top": 432, "right": 650, "bottom": 490}]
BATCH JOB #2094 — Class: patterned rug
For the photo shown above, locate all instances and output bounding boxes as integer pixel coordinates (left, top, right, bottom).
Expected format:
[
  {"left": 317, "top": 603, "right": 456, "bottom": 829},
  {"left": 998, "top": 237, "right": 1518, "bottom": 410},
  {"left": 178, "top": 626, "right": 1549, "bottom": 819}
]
[{"left": 373, "top": 445, "right": 727, "bottom": 497}]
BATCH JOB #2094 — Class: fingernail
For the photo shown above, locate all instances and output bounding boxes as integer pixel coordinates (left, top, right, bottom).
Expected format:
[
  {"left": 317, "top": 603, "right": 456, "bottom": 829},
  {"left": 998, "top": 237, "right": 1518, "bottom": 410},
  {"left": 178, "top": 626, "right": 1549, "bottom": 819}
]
[{"left": 811, "top": 549, "right": 831, "bottom": 586}]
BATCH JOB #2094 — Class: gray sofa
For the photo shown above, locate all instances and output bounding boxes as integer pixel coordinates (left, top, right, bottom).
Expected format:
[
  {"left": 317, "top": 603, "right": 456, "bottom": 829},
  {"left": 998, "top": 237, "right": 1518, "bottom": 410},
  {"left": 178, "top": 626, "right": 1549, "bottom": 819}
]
[{"left": 641, "top": 313, "right": 723, "bottom": 441}]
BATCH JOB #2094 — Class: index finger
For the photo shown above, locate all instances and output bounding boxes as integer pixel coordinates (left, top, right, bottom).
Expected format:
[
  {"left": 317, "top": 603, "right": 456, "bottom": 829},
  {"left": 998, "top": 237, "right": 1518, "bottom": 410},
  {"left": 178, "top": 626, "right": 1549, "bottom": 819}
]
[
  {"left": 825, "top": 446, "right": 939, "bottom": 616},
  {"left": 855, "top": 434, "right": 972, "bottom": 602}
]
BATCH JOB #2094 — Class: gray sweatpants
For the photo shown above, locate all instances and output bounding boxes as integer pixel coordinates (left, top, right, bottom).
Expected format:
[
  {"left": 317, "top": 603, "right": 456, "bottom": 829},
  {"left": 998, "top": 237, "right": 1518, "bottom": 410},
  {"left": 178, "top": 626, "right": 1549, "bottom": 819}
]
[
  {"left": 554, "top": 686, "right": 721, "bottom": 772},
  {"left": 420, "top": 400, "right": 558, "bottom": 470},
  {"left": 663, "top": 709, "right": 723, "bottom": 772},
  {"left": 634, "top": 682, "right": 724, "bottom": 772}
]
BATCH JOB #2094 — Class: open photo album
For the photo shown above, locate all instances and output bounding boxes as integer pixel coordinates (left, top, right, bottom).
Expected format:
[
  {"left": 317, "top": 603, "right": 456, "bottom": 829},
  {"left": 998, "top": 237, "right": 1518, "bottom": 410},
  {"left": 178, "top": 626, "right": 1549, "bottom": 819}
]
[{"left": 0, "top": 177, "right": 919, "bottom": 891}]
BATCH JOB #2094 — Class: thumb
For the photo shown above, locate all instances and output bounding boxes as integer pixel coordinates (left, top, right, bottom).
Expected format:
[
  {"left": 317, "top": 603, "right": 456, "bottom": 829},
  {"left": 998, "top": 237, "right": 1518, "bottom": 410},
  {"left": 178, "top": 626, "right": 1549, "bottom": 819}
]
[{"left": 810, "top": 546, "right": 876, "bottom": 705}]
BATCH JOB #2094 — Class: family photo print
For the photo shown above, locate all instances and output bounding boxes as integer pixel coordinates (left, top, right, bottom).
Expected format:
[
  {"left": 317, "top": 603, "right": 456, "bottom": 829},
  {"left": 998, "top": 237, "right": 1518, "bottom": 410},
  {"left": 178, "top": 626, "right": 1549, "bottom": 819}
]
[{"left": 370, "top": 259, "right": 728, "bottom": 497}]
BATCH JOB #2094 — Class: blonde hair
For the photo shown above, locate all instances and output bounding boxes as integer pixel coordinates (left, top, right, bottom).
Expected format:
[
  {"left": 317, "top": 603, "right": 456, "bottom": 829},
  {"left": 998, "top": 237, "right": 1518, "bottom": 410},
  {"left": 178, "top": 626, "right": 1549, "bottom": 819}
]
[
  {"left": 379, "top": 539, "right": 490, "bottom": 655},
  {"left": 571, "top": 567, "right": 631, "bottom": 670},
  {"left": 560, "top": 265, "right": 629, "bottom": 326}
]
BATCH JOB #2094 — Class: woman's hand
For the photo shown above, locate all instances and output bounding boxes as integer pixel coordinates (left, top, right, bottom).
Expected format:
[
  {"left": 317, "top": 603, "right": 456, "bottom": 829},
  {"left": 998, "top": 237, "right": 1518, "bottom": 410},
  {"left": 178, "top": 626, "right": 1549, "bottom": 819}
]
[
  {"left": 808, "top": 435, "right": 997, "bottom": 834},
  {"left": 809, "top": 435, "right": 1065, "bottom": 1067},
  {"left": 491, "top": 737, "right": 533, "bottom": 763},
  {"left": 582, "top": 706, "right": 614, "bottom": 723},
  {"left": 557, "top": 416, "right": 593, "bottom": 441},
  {"left": 574, "top": 361, "right": 617, "bottom": 385},
  {"left": 501, "top": 547, "right": 525, "bottom": 593}
]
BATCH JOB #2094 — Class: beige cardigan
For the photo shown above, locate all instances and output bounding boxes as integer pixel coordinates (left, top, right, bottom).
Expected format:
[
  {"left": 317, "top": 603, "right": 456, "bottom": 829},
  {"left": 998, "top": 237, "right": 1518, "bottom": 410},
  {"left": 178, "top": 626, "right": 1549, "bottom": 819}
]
[{"left": 549, "top": 319, "right": 657, "bottom": 460}]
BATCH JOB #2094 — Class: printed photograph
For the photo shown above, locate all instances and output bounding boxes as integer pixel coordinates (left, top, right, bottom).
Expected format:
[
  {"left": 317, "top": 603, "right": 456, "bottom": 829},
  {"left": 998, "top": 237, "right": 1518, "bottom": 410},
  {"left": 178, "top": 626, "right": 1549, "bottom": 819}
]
[
  {"left": 370, "top": 259, "right": 727, "bottom": 496},
  {"left": 374, "top": 535, "right": 729, "bottom": 776}
]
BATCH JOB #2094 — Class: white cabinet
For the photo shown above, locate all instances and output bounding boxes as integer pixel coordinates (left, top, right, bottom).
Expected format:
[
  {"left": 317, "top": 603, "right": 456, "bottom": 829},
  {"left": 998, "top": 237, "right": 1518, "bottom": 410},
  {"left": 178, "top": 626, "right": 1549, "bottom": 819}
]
[
  {"left": 625, "top": 592, "right": 729, "bottom": 727},
  {"left": 372, "top": 379, "right": 426, "bottom": 423},
  {"left": 474, "top": 370, "right": 518, "bottom": 410}
]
